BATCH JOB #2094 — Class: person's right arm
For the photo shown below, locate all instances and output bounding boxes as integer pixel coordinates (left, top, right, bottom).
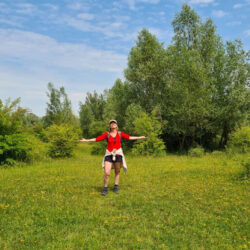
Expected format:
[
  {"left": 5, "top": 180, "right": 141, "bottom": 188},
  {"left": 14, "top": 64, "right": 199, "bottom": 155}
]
[
  {"left": 79, "top": 132, "right": 108, "bottom": 142},
  {"left": 79, "top": 138, "right": 96, "bottom": 142}
]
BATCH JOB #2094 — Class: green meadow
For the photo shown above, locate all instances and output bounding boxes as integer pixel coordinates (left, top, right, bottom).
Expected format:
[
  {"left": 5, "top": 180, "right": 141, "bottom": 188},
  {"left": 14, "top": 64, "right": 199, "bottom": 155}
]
[{"left": 0, "top": 144, "right": 249, "bottom": 249}]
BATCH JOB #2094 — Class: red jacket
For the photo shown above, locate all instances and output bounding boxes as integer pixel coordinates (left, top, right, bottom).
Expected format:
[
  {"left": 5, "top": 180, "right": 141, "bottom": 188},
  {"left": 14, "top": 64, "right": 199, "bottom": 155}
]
[{"left": 96, "top": 131, "right": 130, "bottom": 152}]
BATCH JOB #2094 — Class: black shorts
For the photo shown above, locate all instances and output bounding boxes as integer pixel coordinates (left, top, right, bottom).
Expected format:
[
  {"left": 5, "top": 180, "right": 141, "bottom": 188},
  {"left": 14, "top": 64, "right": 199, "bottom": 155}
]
[{"left": 104, "top": 155, "right": 123, "bottom": 163}]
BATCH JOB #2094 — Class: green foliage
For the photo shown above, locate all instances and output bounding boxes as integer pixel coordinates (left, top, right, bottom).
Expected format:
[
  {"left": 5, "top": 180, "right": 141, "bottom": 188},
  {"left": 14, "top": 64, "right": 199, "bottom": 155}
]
[
  {"left": 90, "top": 141, "right": 106, "bottom": 155},
  {"left": 104, "top": 79, "right": 133, "bottom": 129},
  {"left": 124, "top": 104, "right": 144, "bottom": 135},
  {"left": 124, "top": 29, "right": 167, "bottom": 113},
  {"left": 76, "top": 4, "right": 249, "bottom": 153},
  {"left": 25, "top": 133, "right": 48, "bottom": 163},
  {"left": 79, "top": 104, "right": 93, "bottom": 137},
  {"left": 131, "top": 110, "right": 166, "bottom": 156},
  {"left": 0, "top": 133, "right": 33, "bottom": 165},
  {"left": 79, "top": 91, "right": 106, "bottom": 137},
  {"left": 188, "top": 146, "right": 205, "bottom": 157},
  {"left": 241, "top": 157, "right": 250, "bottom": 178},
  {"left": 46, "top": 124, "right": 80, "bottom": 158},
  {"left": 0, "top": 98, "right": 34, "bottom": 165},
  {"left": 212, "top": 40, "right": 250, "bottom": 148},
  {"left": 227, "top": 126, "right": 250, "bottom": 153},
  {"left": 43, "top": 83, "right": 79, "bottom": 128},
  {"left": 84, "top": 91, "right": 106, "bottom": 121},
  {"left": 89, "top": 120, "right": 107, "bottom": 138},
  {"left": 211, "top": 150, "right": 224, "bottom": 157},
  {"left": 131, "top": 136, "right": 166, "bottom": 157},
  {"left": 172, "top": 3, "right": 201, "bottom": 50}
]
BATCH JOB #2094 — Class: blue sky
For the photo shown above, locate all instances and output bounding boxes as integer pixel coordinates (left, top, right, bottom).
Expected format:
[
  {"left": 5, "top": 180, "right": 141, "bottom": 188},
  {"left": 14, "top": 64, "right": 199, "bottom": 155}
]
[{"left": 0, "top": 0, "right": 249, "bottom": 117}]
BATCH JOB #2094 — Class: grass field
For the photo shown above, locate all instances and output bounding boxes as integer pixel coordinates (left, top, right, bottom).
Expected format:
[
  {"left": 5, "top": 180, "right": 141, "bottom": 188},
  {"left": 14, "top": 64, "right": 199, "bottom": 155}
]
[{"left": 0, "top": 144, "right": 249, "bottom": 249}]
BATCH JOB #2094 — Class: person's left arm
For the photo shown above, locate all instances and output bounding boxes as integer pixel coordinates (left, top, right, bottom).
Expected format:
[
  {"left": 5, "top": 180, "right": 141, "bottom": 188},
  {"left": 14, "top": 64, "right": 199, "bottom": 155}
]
[
  {"left": 121, "top": 132, "right": 148, "bottom": 140},
  {"left": 129, "top": 136, "right": 148, "bottom": 140}
]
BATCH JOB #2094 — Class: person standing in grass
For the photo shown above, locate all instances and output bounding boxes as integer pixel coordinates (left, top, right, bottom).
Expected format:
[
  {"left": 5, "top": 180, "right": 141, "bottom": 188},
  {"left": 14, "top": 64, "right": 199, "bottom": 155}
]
[{"left": 79, "top": 120, "right": 148, "bottom": 196}]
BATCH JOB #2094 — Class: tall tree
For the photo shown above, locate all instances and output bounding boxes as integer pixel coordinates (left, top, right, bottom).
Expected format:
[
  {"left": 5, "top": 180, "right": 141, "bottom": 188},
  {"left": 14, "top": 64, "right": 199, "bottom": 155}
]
[
  {"left": 124, "top": 28, "right": 168, "bottom": 113},
  {"left": 213, "top": 40, "right": 250, "bottom": 147},
  {"left": 104, "top": 78, "right": 133, "bottom": 129},
  {"left": 166, "top": 4, "right": 214, "bottom": 150},
  {"left": 79, "top": 91, "right": 106, "bottom": 136},
  {"left": 172, "top": 3, "right": 200, "bottom": 50},
  {"left": 44, "top": 82, "right": 78, "bottom": 127}
]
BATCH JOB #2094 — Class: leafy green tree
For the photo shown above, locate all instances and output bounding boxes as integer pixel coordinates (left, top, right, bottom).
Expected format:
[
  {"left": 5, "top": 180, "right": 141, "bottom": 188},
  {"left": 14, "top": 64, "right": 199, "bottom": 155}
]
[
  {"left": 226, "top": 126, "right": 250, "bottom": 154},
  {"left": 124, "top": 29, "right": 168, "bottom": 113},
  {"left": 79, "top": 91, "right": 106, "bottom": 136},
  {"left": 124, "top": 104, "right": 144, "bottom": 135},
  {"left": 88, "top": 120, "right": 109, "bottom": 155},
  {"left": 46, "top": 124, "right": 80, "bottom": 158},
  {"left": 44, "top": 82, "right": 78, "bottom": 127},
  {"left": 214, "top": 40, "right": 250, "bottom": 148},
  {"left": 172, "top": 3, "right": 200, "bottom": 50},
  {"left": 132, "top": 108, "right": 166, "bottom": 156},
  {"left": 79, "top": 104, "right": 93, "bottom": 137},
  {"left": 164, "top": 4, "right": 250, "bottom": 151},
  {"left": 84, "top": 91, "right": 106, "bottom": 121},
  {"left": 165, "top": 45, "right": 212, "bottom": 151},
  {"left": 104, "top": 79, "right": 133, "bottom": 129},
  {"left": 0, "top": 98, "right": 32, "bottom": 165}
]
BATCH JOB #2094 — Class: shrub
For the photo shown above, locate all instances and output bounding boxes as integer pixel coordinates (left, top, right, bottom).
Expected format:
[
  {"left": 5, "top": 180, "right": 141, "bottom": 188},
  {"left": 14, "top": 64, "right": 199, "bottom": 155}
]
[
  {"left": 132, "top": 134, "right": 166, "bottom": 157},
  {"left": 189, "top": 146, "right": 205, "bottom": 157},
  {"left": 227, "top": 126, "right": 250, "bottom": 154},
  {"left": 91, "top": 141, "right": 106, "bottom": 155},
  {"left": 26, "top": 134, "right": 48, "bottom": 162},
  {"left": 131, "top": 109, "right": 166, "bottom": 156},
  {"left": 0, "top": 133, "right": 32, "bottom": 165},
  {"left": 211, "top": 150, "right": 224, "bottom": 157},
  {"left": 89, "top": 120, "right": 107, "bottom": 138},
  {"left": 0, "top": 98, "right": 34, "bottom": 165},
  {"left": 46, "top": 124, "right": 80, "bottom": 158}
]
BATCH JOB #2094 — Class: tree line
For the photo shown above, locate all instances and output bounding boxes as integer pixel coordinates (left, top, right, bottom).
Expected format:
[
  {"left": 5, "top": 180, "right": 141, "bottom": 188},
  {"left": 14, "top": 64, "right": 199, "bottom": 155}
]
[
  {"left": 79, "top": 4, "right": 250, "bottom": 152},
  {"left": 0, "top": 4, "right": 249, "bottom": 164}
]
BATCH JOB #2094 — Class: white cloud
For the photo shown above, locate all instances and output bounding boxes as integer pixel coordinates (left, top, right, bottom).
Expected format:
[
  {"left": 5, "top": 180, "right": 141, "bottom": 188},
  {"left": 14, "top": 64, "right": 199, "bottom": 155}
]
[
  {"left": 139, "top": 0, "right": 160, "bottom": 3},
  {"left": 0, "top": 28, "right": 126, "bottom": 115},
  {"left": 212, "top": 10, "right": 228, "bottom": 18},
  {"left": 189, "top": 0, "right": 214, "bottom": 4},
  {"left": 0, "top": 28, "right": 126, "bottom": 73},
  {"left": 63, "top": 17, "right": 93, "bottom": 32},
  {"left": 226, "top": 21, "right": 241, "bottom": 26},
  {"left": 233, "top": 3, "right": 244, "bottom": 8},
  {"left": 148, "top": 27, "right": 173, "bottom": 41},
  {"left": 0, "top": 18, "right": 23, "bottom": 27},
  {"left": 43, "top": 3, "right": 59, "bottom": 11},
  {"left": 63, "top": 16, "right": 132, "bottom": 41},
  {"left": 244, "top": 29, "right": 250, "bottom": 37},
  {"left": 0, "top": 2, "right": 11, "bottom": 13},
  {"left": 77, "top": 13, "right": 94, "bottom": 20},
  {"left": 124, "top": 0, "right": 160, "bottom": 10},
  {"left": 67, "top": 2, "right": 90, "bottom": 11},
  {"left": 15, "top": 3, "right": 37, "bottom": 15},
  {"left": 124, "top": 0, "right": 136, "bottom": 10}
]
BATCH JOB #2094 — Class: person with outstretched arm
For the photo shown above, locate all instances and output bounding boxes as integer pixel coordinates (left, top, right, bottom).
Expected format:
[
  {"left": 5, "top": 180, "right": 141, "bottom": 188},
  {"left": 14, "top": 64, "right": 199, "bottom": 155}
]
[{"left": 79, "top": 120, "right": 148, "bottom": 196}]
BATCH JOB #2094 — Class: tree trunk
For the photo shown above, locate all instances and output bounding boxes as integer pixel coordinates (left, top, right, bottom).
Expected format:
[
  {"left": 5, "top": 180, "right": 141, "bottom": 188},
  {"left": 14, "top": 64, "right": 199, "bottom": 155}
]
[
  {"left": 219, "top": 123, "right": 228, "bottom": 148},
  {"left": 179, "top": 134, "right": 186, "bottom": 151}
]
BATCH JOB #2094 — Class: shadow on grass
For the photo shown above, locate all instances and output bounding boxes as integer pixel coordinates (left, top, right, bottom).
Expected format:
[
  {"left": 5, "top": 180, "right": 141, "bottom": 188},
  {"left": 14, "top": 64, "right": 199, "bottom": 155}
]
[{"left": 91, "top": 185, "right": 103, "bottom": 192}]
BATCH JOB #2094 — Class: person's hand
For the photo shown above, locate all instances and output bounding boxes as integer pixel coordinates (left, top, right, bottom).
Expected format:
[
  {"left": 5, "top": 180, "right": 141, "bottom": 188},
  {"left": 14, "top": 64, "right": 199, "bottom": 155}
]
[
  {"left": 79, "top": 138, "right": 87, "bottom": 142},
  {"left": 142, "top": 136, "right": 149, "bottom": 139}
]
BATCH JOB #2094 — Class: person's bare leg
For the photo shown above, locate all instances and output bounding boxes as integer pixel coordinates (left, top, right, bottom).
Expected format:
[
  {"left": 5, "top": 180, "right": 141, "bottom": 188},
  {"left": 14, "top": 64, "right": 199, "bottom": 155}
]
[
  {"left": 114, "top": 162, "right": 121, "bottom": 185},
  {"left": 104, "top": 161, "right": 112, "bottom": 187}
]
